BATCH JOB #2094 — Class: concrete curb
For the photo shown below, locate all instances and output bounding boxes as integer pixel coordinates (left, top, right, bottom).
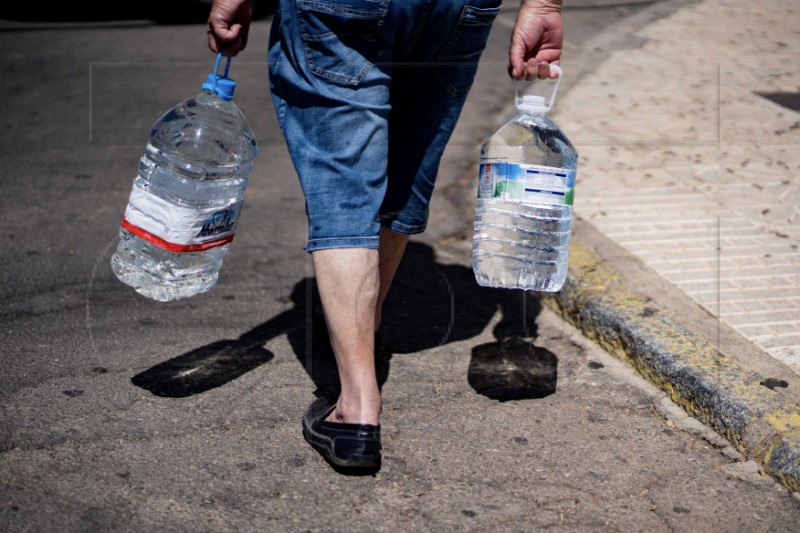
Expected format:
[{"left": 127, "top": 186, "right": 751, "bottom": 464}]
[{"left": 541, "top": 233, "right": 800, "bottom": 493}]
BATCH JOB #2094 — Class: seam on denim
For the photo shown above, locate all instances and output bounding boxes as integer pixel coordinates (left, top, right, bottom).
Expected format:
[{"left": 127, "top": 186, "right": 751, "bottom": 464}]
[
  {"left": 387, "top": 220, "right": 427, "bottom": 234},
  {"left": 271, "top": 89, "right": 288, "bottom": 130},
  {"left": 305, "top": 237, "right": 381, "bottom": 252},
  {"left": 399, "top": 0, "right": 433, "bottom": 59},
  {"left": 308, "top": 236, "right": 381, "bottom": 242},
  {"left": 431, "top": 4, "right": 498, "bottom": 96},
  {"left": 296, "top": 0, "right": 389, "bottom": 86},
  {"left": 433, "top": 69, "right": 472, "bottom": 97},
  {"left": 268, "top": 44, "right": 289, "bottom": 128},
  {"left": 297, "top": 0, "right": 389, "bottom": 20}
]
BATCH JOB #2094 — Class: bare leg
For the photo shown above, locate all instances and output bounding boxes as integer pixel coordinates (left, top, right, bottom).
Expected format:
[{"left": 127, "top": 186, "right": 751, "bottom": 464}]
[
  {"left": 313, "top": 248, "right": 382, "bottom": 425},
  {"left": 375, "top": 226, "right": 410, "bottom": 330},
  {"left": 312, "top": 229, "right": 409, "bottom": 425}
]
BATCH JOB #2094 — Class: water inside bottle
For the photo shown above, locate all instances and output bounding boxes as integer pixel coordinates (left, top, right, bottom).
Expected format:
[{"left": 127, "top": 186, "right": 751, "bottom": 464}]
[
  {"left": 111, "top": 90, "right": 256, "bottom": 301},
  {"left": 472, "top": 109, "right": 578, "bottom": 292}
]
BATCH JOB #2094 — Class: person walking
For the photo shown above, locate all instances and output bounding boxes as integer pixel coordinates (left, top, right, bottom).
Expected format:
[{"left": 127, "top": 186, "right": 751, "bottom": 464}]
[{"left": 206, "top": 0, "right": 564, "bottom": 470}]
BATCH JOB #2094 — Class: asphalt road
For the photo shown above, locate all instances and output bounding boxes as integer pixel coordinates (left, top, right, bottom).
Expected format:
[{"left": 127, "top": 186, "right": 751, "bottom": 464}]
[{"left": 1, "top": 1, "right": 799, "bottom": 530}]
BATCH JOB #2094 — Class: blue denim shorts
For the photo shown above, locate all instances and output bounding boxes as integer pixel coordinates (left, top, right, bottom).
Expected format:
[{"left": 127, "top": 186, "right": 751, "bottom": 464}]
[{"left": 268, "top": 0, "right": 500, "bottom": 252}]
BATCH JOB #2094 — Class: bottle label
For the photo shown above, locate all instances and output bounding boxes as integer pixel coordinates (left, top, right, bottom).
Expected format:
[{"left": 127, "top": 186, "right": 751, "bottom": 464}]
[
  {"left": 121, "top": 181, "right": 244, "bottom": 253},
  {"left": 478, "top": 162, "right": 575, "bottom": 206}
]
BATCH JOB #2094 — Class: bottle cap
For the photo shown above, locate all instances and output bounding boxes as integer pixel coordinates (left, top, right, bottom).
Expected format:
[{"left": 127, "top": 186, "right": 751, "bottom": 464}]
[
  {"left": 202, "top": 74, "right": 236, "bottom": 100},
  {"left": 201, "top": 52, "right": 237, "bottom": 101},
  {"left": 516, "top": 95, "right": 548, "bottom": 114},
  {"left": 513, "top": 65, "right": 563, "bottom": 115}
]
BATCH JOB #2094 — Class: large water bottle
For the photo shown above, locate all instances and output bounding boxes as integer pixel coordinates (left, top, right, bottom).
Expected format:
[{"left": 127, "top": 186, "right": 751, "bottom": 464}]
[
  {"left": 111, "top": 53, "right": 258, "bottom": 301},
  {"left": 473, "top": 66, "right": 578, "bottom": 292}
]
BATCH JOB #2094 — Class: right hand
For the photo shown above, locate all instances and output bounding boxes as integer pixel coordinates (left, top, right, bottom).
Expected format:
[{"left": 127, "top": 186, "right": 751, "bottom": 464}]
[
  {"left": 207, "top": 0, "right": 256, "bottom": 57},
  {"left": 508, "top": 0, "right": 564, "bottom": 80}
]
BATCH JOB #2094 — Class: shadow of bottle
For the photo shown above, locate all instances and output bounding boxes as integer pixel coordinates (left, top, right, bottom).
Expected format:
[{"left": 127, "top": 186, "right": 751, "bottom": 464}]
[
  {"left": 468, "top": 337, "right": 557, "bottom": 402},
  {"left": 131, "top": 339, "right": 274, "bottom": 398}
]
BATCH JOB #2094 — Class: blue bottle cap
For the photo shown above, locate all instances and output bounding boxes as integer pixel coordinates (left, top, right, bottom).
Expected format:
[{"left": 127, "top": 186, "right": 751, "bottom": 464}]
[
  {"left": 202, "top": 52, "right": 237, "bottom": 101},
  {"left": 202, "top": 74, "right": 236, "bottom": 101}
]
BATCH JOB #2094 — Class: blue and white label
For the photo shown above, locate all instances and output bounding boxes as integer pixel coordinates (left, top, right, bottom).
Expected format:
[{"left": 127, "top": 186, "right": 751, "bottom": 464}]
[{"left": 478, "top": 162, "right": 575, "bottom": 206}]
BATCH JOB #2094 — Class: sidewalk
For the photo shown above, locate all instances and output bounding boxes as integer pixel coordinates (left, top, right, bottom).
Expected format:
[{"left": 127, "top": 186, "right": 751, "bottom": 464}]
[{"left": 543, "top": 0, "right": 800, "bottom": 491}]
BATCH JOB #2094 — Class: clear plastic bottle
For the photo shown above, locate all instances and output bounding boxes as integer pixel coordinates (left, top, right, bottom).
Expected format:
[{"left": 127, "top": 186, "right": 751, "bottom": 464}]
[
  {"left": 473, "top": 67, "right": 578, "bottom": 292},
  {"left": 111, "top": 54, "right": 258, "bottom": 301}
]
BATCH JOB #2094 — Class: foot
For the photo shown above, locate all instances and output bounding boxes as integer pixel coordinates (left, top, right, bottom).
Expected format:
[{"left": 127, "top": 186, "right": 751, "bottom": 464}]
[{"left": 303, "top": 397, "right": 381, "bottom": 469}]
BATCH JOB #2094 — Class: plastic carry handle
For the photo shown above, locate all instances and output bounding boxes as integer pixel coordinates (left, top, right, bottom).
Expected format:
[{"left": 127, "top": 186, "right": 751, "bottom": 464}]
[
  {"left": 514, "top": 64, "right": 564, "bottom": 113},
  {"left": 211, "top": 51, "right": 233, "bottom": 92}
]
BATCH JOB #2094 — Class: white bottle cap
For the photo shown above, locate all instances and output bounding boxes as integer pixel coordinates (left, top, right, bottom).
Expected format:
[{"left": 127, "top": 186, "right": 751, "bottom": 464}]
[
  {"left": 516, "top": 95, "right": 548, "bottom": 114},
  {"left": 514, "top": 65, "right": 563, "bottom": 115}
]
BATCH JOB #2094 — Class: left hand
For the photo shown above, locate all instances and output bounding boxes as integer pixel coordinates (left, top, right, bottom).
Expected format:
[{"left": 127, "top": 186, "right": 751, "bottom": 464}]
[{"left": 207, "top": 0, "right": 256, "bottom": 57}]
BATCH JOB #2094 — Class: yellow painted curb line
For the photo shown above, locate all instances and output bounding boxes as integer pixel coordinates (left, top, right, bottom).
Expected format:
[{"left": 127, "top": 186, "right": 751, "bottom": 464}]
[{"left": 541, "top": 240, "right": 800, "bottom": 492}]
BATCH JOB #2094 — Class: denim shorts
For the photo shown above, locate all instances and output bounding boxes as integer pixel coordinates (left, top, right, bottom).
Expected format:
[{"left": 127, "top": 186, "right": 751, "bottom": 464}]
[{"left": 268, "top": 0, "right": 500, "bottom": 252}]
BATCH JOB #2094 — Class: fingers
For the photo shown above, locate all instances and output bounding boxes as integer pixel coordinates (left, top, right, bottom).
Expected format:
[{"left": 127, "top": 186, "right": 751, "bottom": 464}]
[
  {"left": 507, "top": 36, "right": 526, "bottom": 80},
  {"left": 206, "top": 0, "right": 254, "bottom": 56},
  {"left": 507, "top": 8, "right": 564, "bottom": 80},
  {"left": 532, "top": 60, "right": 560, "bottom": 80},
  {"left": 524, "top": 59, "right": 548, "bottom": 80},
  {"left": 536, "top": 60, "right": 550, "bottom": 80},
  {"left": 510, "top": 60, "right": 560, "bottom": 81},
  {"left": 547, "top": 60, "right": 561, "bottom": 79},
  {"left": 237, "top": 23, "right": 250, "bottom": 53},
  {"left": 207, "top": 20, "right": 244, "bottom": 57}
]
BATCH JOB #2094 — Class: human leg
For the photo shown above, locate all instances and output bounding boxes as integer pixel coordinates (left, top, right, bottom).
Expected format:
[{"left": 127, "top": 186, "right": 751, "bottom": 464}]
[
  {"left": 312, "top": 226, "right": 409, "bottom": 425},
  {"left": 269, "top": 0, "right": 500, "bottom": 470},
  {"left": 375, "top": 227, "right": 410, "bottom": 330},
  {"left": 312, "top": 247, "right": 382, "bottom": 425}
]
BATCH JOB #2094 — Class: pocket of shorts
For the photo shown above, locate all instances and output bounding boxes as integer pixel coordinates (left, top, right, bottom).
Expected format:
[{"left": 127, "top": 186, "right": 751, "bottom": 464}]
[
  {"left": 433, "top": 4, "right": 500, "bottom": 96},
  {"left": 297, "top": 0, "right": 389, "bottom": 86}
]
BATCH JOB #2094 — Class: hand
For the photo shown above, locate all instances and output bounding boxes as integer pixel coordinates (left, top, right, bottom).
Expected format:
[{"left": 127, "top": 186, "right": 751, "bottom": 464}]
[
  {"left": 207, "top": 0, "right": 255, "bottom": 57},
  {"left": 508, "top": 0, "right": 564, "bottom": 80}
]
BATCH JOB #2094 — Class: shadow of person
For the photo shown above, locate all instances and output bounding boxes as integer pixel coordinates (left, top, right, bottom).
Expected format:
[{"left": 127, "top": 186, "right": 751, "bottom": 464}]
[{"left": 132, "top": 240, "right": 558, "bottom": 403}]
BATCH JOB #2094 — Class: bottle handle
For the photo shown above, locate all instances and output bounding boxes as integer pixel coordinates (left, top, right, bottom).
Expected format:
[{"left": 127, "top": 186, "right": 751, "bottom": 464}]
[
  {"left": 211, "top": 51, "right": 233, "bottom": 93},
  {"left": 513, "top": 64, "right": 563, "bottom": 113}
]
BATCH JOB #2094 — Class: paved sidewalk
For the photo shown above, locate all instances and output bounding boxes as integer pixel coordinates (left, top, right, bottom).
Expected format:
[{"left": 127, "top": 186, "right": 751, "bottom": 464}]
[{"left": 543, "top": 0, "right": 800, "bottom": 490}]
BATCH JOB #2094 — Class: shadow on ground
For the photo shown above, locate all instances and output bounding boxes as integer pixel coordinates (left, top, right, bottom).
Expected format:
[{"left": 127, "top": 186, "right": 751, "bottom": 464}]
[{"left": 132, "top": 241, "right": 558, "bottom": 402}]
